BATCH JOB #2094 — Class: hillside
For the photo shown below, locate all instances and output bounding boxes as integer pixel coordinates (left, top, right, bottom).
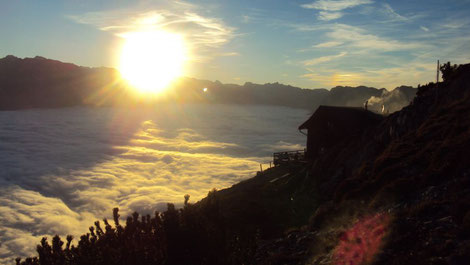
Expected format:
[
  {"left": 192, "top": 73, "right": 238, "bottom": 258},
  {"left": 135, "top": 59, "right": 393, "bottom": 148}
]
[
  {"left": 231, "top": 63, "right": 470, "bottom": 264},
  {"left": 211, "top": 63, "right": 470, "bottom": 264},
  {"left": 0, "top": 55, "right": 415, "bottom": 112},
  {"left": 14, "top": 62, "right": 470, "bottom": 265}
]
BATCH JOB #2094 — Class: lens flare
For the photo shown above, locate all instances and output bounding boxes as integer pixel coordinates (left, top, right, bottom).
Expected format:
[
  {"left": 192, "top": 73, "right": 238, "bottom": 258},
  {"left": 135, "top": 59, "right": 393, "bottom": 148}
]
[{"left": 333, "top": 213, "right": 390, "bottom": 265}]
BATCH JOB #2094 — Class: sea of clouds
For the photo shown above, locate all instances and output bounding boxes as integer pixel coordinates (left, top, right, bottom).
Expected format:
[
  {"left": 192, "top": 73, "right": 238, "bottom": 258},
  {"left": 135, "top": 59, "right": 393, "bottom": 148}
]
[{"left": 0, "top": 104, "right": 309, "bottom": 264}]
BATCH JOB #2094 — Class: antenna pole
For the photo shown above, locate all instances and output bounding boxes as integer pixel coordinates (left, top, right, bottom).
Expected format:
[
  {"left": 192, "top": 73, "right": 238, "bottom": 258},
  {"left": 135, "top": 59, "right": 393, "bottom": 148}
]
[{"left": 435, "top": 60, "right": 440, "bottom": 104}]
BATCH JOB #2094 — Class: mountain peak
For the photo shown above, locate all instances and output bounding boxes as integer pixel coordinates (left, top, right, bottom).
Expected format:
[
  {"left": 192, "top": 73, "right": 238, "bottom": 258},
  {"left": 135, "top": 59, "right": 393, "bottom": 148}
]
[{"left": 1, "top": 55, "right": 19, "bottom": 61}]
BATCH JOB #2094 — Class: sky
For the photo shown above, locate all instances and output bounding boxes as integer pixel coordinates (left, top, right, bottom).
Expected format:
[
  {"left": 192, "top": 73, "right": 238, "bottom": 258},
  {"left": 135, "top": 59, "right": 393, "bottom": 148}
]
[{"left": 1, "top": 0, "right": 470, "bottom": 89}]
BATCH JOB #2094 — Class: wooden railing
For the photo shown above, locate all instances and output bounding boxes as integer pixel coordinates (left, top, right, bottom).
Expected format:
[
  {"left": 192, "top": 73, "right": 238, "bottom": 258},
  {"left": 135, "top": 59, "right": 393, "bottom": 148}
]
[{"left": 273, "top": 150, "right": 305, "bottom": 166}]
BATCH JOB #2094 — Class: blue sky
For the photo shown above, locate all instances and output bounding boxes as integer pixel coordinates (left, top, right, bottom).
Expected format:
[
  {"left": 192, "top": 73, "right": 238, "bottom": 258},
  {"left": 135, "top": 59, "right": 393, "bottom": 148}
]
[{"left": 1, "top": 0, "right": 470, "bottom": 89}]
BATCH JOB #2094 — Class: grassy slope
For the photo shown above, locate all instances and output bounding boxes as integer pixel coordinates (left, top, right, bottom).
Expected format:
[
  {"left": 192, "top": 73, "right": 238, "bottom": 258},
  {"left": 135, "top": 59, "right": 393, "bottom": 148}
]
[{"left": 199, "top": 162, "right": 318, "bottom": 239}]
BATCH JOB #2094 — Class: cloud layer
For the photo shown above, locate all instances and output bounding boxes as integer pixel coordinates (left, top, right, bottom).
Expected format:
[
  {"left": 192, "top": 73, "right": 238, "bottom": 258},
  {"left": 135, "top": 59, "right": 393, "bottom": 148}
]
[
  {"left": 301, "top": 0, "right": 373, "bottom": 21},
  {"left": 0, "top": 104, "right": 309, "bottom": 264}
]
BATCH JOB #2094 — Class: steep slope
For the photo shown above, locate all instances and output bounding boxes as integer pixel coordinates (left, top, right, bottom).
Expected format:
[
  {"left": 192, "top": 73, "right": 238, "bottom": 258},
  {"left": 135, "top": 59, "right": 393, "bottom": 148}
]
[{"left": 252, "top": 64, "right": 470, "bottom": 264}]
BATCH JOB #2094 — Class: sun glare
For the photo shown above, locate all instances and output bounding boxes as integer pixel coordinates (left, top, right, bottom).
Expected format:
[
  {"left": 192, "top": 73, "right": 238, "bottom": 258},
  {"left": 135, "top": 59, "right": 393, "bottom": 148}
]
[{"left": 119, "top": 31, "right": 186, "bottom": 94}]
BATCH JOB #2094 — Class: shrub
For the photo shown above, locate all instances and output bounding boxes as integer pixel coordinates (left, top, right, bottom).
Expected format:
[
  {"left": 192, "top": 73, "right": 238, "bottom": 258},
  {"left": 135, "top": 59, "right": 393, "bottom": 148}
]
[{"left": 16, "top": 192, "right": 257, "bottom": 265}]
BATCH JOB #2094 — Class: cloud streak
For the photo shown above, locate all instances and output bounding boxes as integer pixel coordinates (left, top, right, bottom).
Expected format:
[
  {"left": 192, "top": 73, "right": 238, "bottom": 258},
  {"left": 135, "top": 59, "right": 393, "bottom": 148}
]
[
  {"left": 301, "top": 0, "right": 373, "bottom": 21},
  {"left": 313, "top": 41, "right": 343, "bottom": 48},
  {"left": 420, "top": 26, "right": 429, "bottom": 32},
  {"left": 382, "top": 3, "right": 408, "bottom": 22},
  {"left": 301, "top": 61, "right": 436, "bottom": 89},
  {"left": 67, "top": 1, "right": 236, "bottom": 61},
  {"left": 288, "top": 21, "right": 435, "bottom": 88},
  {"left": 301, "top": 0, "right": 373, "bottom": 11},
  {"left": 318, "top": 11, "right": 343, "bottom": 21},
  {"left": 325, "top": 24, "right": 425, "bottom": 51},
  {"left": 303, "top": 51, "right": 348, "bottom": 66}
]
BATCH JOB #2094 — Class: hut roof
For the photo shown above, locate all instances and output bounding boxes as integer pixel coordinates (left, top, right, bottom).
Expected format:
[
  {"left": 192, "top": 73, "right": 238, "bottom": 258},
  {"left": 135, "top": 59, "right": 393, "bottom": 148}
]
[{"left": 298, "top": 105, "right": 383, "bottom": 130}]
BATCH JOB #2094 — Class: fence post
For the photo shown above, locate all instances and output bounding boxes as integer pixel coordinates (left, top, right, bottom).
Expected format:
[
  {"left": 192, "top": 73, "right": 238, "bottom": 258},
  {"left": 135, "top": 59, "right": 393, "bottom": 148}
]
[{"left": 260, "top": 164, "right": 263, "bottom": 172}]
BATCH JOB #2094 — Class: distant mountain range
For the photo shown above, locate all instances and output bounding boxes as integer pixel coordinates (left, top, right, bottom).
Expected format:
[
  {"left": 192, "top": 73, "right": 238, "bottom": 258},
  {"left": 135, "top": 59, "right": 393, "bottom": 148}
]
[{"left": 0, "top": 55, "right": 416, "bottom": 112}]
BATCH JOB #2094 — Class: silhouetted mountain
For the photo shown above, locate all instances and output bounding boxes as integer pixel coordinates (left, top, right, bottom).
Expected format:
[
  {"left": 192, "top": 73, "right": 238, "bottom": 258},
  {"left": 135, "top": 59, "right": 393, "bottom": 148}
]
[
  {"left": 323, "top": 85, "right": 385, "bottom": 107},
  {"left": 167, "top": 78, "right": 330, "bottom": 109},
  {"left": 0, "top": 55, "right": 416, "bottom": 112},
  {"left": 367, "top": 85, "right": 416, "bottom": 113},
  {"left": 0, "top": 55, "right": 131, "bottom": 110}
]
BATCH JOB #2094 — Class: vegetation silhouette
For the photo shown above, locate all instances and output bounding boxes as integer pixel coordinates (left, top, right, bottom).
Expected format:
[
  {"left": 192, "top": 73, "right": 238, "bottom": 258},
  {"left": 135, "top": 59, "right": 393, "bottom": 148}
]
[
  {"left": 15, "top": 189, "right": 257, "bottom": 265},
  {"left": 440, "top": 61, "right": 459, "bottom": 82}
]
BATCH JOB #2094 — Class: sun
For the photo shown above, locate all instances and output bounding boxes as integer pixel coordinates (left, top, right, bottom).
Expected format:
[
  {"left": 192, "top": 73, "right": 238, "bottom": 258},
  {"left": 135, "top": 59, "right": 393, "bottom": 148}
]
[{"left": 119, "top": 30, "right": 186, "bottom": 94}]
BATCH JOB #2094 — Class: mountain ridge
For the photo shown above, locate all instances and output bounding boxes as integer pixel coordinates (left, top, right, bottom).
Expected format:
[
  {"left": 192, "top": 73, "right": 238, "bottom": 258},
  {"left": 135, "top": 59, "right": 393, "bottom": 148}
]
[{"left": 0, "top": 55, "right": 415, "bottom": 112}]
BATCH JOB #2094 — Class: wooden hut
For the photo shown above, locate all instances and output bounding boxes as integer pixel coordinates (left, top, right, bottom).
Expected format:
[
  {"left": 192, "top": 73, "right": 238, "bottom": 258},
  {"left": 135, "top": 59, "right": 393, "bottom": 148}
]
[{"left": 298, "top": 106, "right": 383, "bottom": 160}]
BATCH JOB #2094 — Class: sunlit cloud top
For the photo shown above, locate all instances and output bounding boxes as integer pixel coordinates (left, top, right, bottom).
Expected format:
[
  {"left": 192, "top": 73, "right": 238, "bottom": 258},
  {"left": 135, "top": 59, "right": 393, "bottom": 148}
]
[{"left": 1, "top": 0, "right": 470, "bottom": 89}]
